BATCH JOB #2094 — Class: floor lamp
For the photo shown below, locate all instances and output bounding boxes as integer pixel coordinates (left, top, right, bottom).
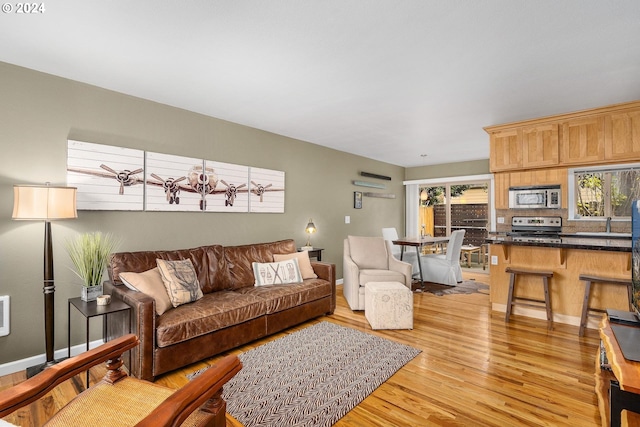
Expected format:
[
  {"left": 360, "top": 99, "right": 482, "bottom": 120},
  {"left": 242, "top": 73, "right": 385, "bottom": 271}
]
[{"left": 12, "top": 183, "right": 77, "bottom": 378}]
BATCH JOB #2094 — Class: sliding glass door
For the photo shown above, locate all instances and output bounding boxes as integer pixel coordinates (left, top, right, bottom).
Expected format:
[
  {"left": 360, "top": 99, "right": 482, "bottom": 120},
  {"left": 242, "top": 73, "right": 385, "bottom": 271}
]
[{"left": 407, "top": 175, "right": 493, "bottom": 247}]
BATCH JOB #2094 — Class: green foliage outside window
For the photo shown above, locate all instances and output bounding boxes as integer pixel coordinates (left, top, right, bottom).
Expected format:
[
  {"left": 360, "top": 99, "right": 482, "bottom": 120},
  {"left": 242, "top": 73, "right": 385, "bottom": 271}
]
[{"left": 576, "top": 169, "right": 640, "bottom": 218}]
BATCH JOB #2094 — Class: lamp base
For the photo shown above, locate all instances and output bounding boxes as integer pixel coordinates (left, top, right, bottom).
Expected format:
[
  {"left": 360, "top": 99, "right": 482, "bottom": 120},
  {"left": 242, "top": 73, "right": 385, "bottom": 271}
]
[
  {"left": 26, "top": 358, "right": 65, "bottom": 378},
  {"left": 300, "top": 245, "right": 314, "bottom": 251}
]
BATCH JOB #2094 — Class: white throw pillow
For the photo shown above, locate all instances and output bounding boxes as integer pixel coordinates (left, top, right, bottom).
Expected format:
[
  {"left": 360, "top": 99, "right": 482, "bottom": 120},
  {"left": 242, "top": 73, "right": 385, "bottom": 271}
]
[
  {"left": 273, "top": 251, "right": 317, "bottom": 279},
  {"left": 252, "top": 258, "right": 303, "bottom": 286}
]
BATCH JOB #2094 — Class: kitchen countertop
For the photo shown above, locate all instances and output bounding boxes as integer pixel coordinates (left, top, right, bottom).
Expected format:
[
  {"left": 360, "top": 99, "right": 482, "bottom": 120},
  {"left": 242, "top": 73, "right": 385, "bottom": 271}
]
[{"left": 486, "top": 234, "right": 632, "bottom": 252}]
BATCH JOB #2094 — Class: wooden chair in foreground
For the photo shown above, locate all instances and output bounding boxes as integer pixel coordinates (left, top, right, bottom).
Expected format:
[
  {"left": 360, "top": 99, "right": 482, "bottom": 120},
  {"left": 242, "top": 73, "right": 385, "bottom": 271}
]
[{"left": 0, "top": 334, "right": 242, "bottom": 427}]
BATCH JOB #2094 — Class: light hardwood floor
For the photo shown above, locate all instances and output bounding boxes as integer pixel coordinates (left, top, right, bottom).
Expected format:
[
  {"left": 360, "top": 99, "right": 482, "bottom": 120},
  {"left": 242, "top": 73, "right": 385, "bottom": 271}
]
[{"left": 1, "top": 272, "right": 603, "bottom": 426}]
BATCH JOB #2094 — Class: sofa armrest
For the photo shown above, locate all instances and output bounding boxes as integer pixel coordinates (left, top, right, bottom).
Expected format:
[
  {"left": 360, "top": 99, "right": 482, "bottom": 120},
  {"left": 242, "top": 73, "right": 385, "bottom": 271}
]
[
  {"left": 103, "top": 281, "right": 157, "bottom": 381},
  {"left": 310, "top": 261, "right": 336, "bottom": 313}
]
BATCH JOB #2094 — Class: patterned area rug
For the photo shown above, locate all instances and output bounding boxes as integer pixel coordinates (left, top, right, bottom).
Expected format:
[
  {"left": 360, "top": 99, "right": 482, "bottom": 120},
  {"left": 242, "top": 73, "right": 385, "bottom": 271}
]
[
  {"left": 188, "top": 321, "right": 420, "bottom": 427},
  {"left": 416, "top": 279, "right": 490, "bottom": 296}
]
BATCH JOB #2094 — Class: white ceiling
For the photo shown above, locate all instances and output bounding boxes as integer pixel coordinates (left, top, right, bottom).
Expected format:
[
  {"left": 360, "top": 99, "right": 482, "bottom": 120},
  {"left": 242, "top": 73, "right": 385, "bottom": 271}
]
[{"left": 2, "top": 1, "right": 640, "bottom": 167}]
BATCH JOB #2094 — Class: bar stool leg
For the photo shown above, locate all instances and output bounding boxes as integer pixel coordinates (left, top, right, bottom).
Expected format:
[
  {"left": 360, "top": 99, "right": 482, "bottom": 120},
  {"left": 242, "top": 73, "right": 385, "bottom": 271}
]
[
  {"left": 505, "top": 272, "right": 515, "bottom": 322},
  {"left": 579, "top": 279, "right": 592, "bottom": 337},
  {"left": 543, "top": 277, "right": 552, "bottom": 330}
]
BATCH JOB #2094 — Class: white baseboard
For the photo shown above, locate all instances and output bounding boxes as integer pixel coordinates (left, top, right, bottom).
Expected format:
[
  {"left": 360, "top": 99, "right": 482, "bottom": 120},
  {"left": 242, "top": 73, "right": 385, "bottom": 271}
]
[
  {"left": 0, "top": 339, "right": 104, "bottom": 377},
  {"left": 336, "top": 278, "right": 343, "bottom": 286},
  {"left": 492, "top": 303, "right": 597, "bottom": 330}
]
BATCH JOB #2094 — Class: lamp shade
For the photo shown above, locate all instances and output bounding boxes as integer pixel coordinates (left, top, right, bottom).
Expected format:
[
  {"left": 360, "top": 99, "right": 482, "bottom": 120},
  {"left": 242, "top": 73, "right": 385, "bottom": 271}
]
[
  {"left": 13, "top": 185, "right": 77, "bottom": 220},
  {"left": 305, "top": 219, "right": 316, "bottom": 234}
]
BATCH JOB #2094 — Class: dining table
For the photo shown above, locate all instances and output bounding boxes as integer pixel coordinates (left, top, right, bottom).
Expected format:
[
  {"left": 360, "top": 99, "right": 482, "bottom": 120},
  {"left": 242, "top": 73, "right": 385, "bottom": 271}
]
[{"left": 392, "top": 235, "right": 451, "bottom": 288}]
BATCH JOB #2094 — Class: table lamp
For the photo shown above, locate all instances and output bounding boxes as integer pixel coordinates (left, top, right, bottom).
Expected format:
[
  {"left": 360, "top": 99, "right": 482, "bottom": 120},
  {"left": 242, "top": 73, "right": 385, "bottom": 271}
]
[
  {"left": 13, "top": 183, "right": 77, "bottom": 377},
  {"left": 301, "top": 218, "right": 316, "bottom": 250}
]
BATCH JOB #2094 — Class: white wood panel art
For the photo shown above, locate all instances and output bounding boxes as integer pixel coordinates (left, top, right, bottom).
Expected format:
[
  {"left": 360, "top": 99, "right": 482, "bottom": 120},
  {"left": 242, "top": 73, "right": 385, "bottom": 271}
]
[
  {"left": 205, "top": 160, "right": 250, "bottom": 212},
  {"left": 67, "top": 140, "right": 286, "bottom": 213},
  {"left": 145, "top": 152, "right": 204, "bottom": 212},
  {"left": 249, "top": 167, "right": 285, "bottom": 213},
  {"left": 67, "top": 140, "right": 144, "bottom": 211}
]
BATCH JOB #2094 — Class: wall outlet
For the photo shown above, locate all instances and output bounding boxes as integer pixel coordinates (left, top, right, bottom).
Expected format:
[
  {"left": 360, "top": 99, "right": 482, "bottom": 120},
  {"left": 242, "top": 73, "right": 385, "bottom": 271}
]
[
  {"left": 491, "top": 255, "right": 498, "bottom": 265},
  {"left": 497, "top": 217, "right": 505, "bottom": 224},
  {"left": 345, "top": 216, "right": 350, "bottom": 224}
]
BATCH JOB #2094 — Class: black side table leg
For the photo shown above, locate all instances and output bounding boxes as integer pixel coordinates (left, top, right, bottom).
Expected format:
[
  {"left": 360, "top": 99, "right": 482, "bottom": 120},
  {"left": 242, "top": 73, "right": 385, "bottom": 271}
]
[{"left": 610, "top": 379, "right": 640, "bottom": 427}]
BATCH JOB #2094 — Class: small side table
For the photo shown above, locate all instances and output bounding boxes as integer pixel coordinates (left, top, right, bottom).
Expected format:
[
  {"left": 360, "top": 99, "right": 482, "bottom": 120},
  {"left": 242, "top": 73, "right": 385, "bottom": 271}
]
[
  {"left": 298, "top": 247, "right": 324, "bottom": 261},
  {"left": 68, "top": 297, "right": 131, "bottom": 389}
]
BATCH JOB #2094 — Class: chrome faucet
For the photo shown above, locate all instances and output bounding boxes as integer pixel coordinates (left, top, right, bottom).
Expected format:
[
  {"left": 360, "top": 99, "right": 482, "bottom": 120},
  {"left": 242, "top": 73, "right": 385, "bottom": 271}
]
[{"left": 606, "top": 217, "right": 612, "bottom": 233}]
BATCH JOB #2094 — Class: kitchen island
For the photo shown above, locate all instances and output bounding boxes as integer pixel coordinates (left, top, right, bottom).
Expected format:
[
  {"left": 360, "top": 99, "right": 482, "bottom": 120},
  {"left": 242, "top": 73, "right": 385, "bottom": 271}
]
[{"left": 487, "top": 234, "right": 633, "bottom": 330}]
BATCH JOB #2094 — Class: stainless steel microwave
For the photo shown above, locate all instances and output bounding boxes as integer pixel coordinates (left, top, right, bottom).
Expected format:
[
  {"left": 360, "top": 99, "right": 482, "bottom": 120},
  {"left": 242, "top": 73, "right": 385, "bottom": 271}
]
[{"left": 508, "top": 185, "right": 561, "bottom": 209}]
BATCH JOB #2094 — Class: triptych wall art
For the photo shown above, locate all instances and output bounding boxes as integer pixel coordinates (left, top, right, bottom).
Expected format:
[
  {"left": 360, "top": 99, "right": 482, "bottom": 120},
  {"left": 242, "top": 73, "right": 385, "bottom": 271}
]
[{"left": 66, "top": 140, "right": 285, "bottom": 213}]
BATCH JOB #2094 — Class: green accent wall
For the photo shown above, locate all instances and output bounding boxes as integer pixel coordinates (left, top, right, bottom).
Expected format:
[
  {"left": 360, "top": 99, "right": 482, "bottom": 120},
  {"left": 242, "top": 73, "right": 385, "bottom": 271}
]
[{"left": 0, "top": 62, "right": 406, "bottom": 364}]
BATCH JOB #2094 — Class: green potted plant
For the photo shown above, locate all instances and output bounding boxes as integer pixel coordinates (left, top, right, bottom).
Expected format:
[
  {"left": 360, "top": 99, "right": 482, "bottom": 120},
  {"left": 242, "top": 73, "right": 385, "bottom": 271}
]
[{"left": 66, "top": 232, "right": 120, "bottom": 302}]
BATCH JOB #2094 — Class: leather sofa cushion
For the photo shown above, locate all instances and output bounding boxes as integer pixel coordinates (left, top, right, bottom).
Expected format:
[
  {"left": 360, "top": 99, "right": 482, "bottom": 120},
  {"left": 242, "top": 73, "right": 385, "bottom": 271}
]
[
  {"left": 347, "top": 236, "right": 389, "bottom": 270},
  {"left": 224, "top": 239, "right": 297, "bottom": 289},
  {"left": 234, "top": 279, "right": 332, "bottom": 314},
  {"left": 156, "top": 291, "right": 266, "bottom": 348},
  {"left": 107, "top": 245, "right": 228, "bottom": 294}
]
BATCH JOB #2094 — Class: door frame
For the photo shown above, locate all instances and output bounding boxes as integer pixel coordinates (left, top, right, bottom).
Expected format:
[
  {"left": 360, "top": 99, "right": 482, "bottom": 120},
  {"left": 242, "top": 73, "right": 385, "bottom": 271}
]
[{"left": 404, "top": 174, "right": 495, "bottom": 238}]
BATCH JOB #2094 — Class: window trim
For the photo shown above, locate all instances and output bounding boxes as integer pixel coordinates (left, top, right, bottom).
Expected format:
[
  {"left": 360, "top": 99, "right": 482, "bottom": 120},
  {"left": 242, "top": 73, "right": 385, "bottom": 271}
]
[{"left": 568, "top": 162, "right": 640, "bottom": 221}]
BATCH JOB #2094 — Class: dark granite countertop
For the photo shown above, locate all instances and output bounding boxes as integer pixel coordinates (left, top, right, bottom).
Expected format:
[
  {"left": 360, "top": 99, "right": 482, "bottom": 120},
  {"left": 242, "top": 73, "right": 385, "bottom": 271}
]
[{"left": 486, "top": 234, "right": 631, "bottom": 252}]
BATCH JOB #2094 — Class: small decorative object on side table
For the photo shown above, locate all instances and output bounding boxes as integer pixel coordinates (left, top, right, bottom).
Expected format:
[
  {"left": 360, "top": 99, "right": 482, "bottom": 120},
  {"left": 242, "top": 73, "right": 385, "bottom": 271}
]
[{"left": 68, "top": 296, "right": 131, "bottom": 389}]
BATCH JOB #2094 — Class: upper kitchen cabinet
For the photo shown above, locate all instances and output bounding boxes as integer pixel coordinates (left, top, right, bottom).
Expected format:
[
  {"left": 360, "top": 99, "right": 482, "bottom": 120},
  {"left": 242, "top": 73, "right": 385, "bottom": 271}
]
[
  {"left": 521, "top": 124, "right": 559, "bottom": 168},
  {"left": 604, "top": 109, "right": 640, "bottom": 161},
  {"left": 486, "top": 100, "right": 640, "bottom": 173},
  {"left": 560, "top": 116, "right": 605, "bottom": 165},
  {"left": 489, "top": 129, "right": 521, "bottom": 172}
]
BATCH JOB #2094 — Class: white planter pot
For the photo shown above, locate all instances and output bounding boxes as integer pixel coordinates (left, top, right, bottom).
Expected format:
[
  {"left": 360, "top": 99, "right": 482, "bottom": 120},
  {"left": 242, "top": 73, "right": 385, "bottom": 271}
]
[{"left": 81, "top": 284, "right": 103, "bottom": 302}]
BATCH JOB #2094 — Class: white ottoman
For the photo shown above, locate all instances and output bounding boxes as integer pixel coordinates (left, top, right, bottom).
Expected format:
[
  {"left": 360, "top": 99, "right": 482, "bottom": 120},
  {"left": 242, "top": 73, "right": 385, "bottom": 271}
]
[{"left": 364, "top": 281, "right": 413, "bottom": 330}]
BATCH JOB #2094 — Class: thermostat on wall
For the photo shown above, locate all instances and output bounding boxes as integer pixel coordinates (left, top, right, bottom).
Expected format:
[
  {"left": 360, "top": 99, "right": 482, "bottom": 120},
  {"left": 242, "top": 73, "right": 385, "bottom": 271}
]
[{"left": 0, "top": 295, "right": 9, "bottom": 337}]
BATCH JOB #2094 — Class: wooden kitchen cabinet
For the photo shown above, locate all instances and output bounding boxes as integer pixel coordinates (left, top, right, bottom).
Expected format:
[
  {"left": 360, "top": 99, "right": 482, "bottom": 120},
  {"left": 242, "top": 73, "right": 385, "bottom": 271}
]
[
  {"left": 493, "top": 172, "right": 510, "bottom": 209},
  {"left": 522, "top": 123, "right": 559, "bottom": 168},
  {"left": 486, "top": 100, "right": 640, "bottom": 173},
  {"left": 605, "top": 109, "right": 640, "bottom": 161},
  {"left": 560, "top": 115, "right": 605, "bottom": 165},
  {"left": 489, "top": 129, "right": 521, "bottom": 172}
]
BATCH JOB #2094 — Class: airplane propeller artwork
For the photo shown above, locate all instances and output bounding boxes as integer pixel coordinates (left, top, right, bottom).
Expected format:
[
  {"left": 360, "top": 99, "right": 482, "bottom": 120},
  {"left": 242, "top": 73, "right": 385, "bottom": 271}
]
[
  {"left": 99, "top": 164, "right": 144, "bottom": 195},
  {"left": 220, "top": 180, "right": 247, "bottom": 206},
  {"left": 188, "top": 165, "right": 218, "bottom": 210},
  {"left": 251, "top": 181, "right": 272, "bottom": 202},
  {"left": 150, "top": 174, "right": 187, "bottom": 204}
]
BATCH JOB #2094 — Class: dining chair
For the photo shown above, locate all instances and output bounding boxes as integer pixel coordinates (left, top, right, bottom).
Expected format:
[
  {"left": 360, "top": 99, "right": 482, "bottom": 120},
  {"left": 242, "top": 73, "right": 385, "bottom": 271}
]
[
  {"left": 419, "top": 229, "right": 466, "bottom": 285},
  {"left": 381, "top": 227, "right": 419, "bottom": 275}
]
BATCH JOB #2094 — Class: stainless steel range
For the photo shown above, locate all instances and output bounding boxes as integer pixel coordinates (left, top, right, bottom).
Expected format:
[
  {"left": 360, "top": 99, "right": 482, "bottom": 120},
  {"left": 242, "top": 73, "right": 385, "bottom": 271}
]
[{"left": 508, "top": 216, "right": 562, "bottom": 243}]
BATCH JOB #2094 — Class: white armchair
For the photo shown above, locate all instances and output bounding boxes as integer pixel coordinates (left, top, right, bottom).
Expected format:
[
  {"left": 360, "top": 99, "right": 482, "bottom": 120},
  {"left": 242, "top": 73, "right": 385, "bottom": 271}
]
[
  {"left": 343, "top": 235, "right": 412, "bottom": 311},
  {"left": 381, "top": 227, "right": 419, "bottom": 276},
  {"left": 419, "top": 229, "right": 465, "bottom": 285}
]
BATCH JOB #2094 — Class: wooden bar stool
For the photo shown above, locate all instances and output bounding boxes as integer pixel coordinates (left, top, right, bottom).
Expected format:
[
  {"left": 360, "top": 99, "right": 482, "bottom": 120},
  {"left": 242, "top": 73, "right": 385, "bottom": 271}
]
[
  {"left": 578, "top": 274, "right": 633, "bottom": 337},
  {"left": 505, "top": 267, "right": 554, "bottom": 329}
]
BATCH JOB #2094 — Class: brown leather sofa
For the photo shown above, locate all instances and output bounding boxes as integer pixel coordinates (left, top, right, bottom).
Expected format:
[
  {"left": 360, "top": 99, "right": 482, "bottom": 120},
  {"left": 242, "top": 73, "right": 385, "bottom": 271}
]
[{"left": 104, "top": 239, "right": 336, "bottom": 381}]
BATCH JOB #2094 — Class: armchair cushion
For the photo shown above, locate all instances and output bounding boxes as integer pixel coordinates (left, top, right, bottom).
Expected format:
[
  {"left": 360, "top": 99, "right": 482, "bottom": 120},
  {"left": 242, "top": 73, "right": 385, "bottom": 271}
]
[{"left": 347, "top": 236, "right": 388, "bottom": 269}]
